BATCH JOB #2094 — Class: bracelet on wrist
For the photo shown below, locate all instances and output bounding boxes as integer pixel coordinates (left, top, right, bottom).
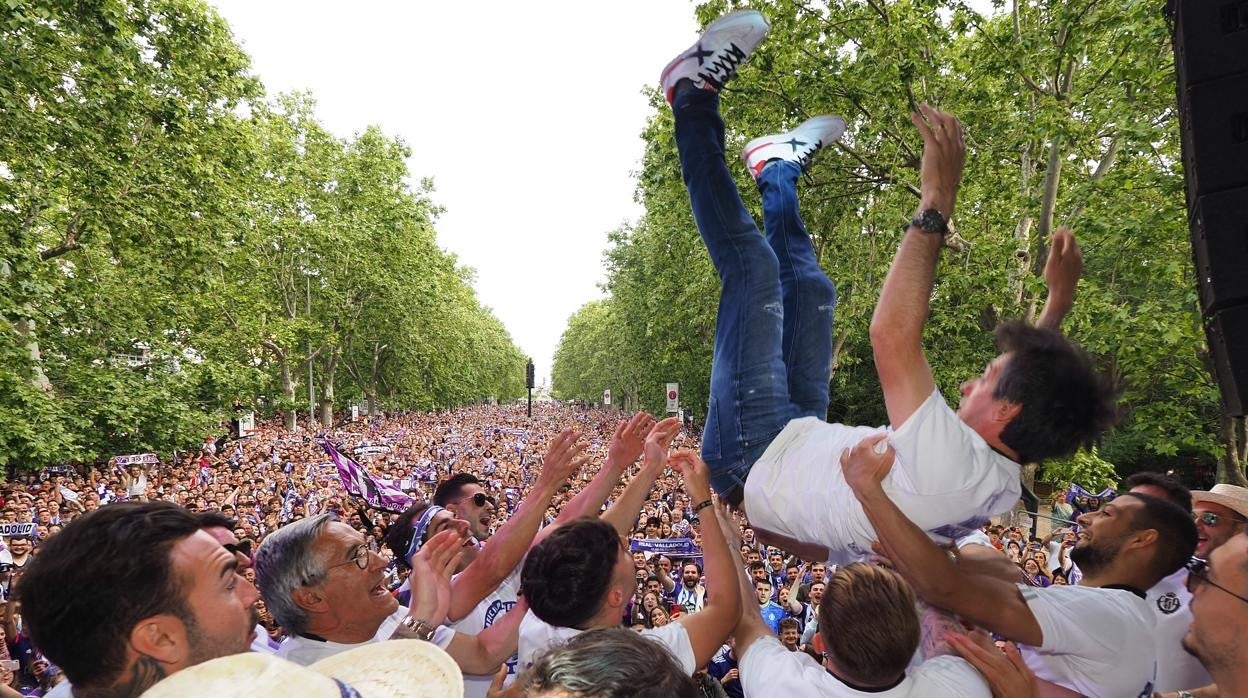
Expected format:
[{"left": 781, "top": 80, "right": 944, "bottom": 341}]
[{"left": 692, "top": 499, "right": 713, "bottom": 514}]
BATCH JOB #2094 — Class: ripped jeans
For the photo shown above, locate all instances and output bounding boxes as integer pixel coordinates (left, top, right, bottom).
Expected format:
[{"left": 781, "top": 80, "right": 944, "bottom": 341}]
[{"left": 673, "top": 87, "right": 837, "bottom": 500}]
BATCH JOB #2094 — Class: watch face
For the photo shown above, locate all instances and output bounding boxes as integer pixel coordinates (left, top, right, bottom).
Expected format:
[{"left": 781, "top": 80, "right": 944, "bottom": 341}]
[{"left": 914, "top": 209, "right": 947, "bottom": 234}]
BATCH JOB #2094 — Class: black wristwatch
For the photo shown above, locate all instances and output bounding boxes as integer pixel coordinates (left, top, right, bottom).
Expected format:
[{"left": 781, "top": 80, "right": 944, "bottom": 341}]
[{"left": 909, "top": 208, "right": 949, "bottom": 236}]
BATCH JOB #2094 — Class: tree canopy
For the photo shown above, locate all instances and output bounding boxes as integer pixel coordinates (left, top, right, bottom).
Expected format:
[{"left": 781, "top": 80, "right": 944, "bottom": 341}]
[
  {"left": 1, "top": 0, "right": 526, "bottom": 469},
  {"left": 552, "top": 0, "right": 1237, "bottom": 486}
]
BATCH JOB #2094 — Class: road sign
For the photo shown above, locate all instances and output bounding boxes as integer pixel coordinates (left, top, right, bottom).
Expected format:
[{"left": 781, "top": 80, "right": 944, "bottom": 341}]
[{"left": 665, "top": 383, "right": 679, "bottom": 413}]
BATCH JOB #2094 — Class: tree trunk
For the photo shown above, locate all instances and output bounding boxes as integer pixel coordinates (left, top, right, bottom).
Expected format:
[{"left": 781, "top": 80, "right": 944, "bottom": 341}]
[
  {"left": 1037, "top": 134, "right": 1063, "bottom": 242},
  {"left": 14, "top": 315, "right": 53, "bottom": 392},
  {"left": 319, "top": 351, "right": 338, "bottom": 427},
  {"left": 1218, "top": 413, "right": 1248, "bottom": 486},
  {"left": 279, "top": 361, "right": 296, "bottom": 431}
]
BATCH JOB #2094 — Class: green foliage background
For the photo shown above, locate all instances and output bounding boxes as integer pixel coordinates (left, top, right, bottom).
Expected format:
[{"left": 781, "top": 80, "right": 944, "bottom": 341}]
[{"left": 1, "top": 0, "right": 526, "bottom": 469}]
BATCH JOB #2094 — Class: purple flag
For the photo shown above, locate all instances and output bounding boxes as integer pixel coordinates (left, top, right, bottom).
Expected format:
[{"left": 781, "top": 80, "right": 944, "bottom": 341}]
[{"left": 320, "top": 440, "right": 414, "bottom": 513}]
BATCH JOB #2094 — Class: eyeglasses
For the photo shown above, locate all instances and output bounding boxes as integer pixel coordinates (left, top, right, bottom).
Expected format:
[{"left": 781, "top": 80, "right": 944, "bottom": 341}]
[
  {"left": 1185, "top": 557, "right": 1248, "bottom": 605},
  {"left": 1194, "top": 511, "right": 1247, "bottom": 527},
  {"left": 458, "top": 492, "right": 496, "bottom": 509},
  {"left": 223, "top": 542, "right": 252, "bottom": 559},
  {"left": 327, "top": 544, "right": 372, "bottom": 572}
]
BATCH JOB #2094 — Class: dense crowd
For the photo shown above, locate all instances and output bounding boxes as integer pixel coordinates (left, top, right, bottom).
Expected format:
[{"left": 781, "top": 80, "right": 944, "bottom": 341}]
[{"left": 5, "top": 8, "right": 1248, "bottom": 698}]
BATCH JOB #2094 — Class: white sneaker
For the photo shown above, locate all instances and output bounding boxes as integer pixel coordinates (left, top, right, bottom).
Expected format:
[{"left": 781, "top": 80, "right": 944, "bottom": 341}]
[
  {"left": 660, "top": 10, "right": 770, "bottom": 105},
  {"left": 742, "top": 115, "right": 848, "bottom": 179}
]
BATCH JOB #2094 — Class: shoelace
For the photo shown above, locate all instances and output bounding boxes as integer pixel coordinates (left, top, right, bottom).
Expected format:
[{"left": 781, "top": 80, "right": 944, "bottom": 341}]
[{"left": 696, "top": 43, "right": 749, "bottom": 89}]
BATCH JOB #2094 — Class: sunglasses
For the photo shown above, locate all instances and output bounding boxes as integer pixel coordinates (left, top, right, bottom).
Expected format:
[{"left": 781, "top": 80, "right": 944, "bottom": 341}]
[
  {"left": 459, "top": 492, "right": 496, "bottom": 508},
  {"left": 1194, "top": 511, "right": 1247, "bottom": 527},
  {"left": 1185, "top": 557, "right": 1248, "bottom": 604},
  {"left": 223, "top": 542, "right": 252, "bottom": 558}
]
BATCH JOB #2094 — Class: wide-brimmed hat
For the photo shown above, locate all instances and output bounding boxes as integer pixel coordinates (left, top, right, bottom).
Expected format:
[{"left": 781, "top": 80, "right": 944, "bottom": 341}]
[
  {"left": 142, "top": 639, "right": 462, "bottom": 698},
  {"left": 1191, "top": 483, "right": 1248, "bottom": 520}
]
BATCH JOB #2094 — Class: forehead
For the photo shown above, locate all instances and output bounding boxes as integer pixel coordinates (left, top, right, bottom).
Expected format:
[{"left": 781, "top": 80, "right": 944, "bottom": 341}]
[
  {"left": 203, "top": 526, "right": 239, "bottom": 547},
  {"left": 1209, "top": 533, "right": 1248, "bottom": 581},
  {"left": 322, "top": 521, "right": 364, "bottom": 549},
  {"left": 1194, "top": 501, "right": 1237, "bottom": 519},
  {"left": 170, "top": 530, "right": 235, "bottom": 584}
]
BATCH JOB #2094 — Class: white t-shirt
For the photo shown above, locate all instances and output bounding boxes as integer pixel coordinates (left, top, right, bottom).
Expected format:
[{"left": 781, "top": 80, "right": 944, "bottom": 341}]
[
  {"left": 740, "top": 635, "right": 991, "bottom": 697},
  {"left": 516, "top": 609, "right": 696, "bottom": 674},
  {"left": 1148, "top": 567, "right": 1211, "bottom": 692},
  {"left": 1019, "top": 584, "right": 1157, "bottom": 697},
  {"left": 744, "top": 390, "right": 1020, "bottom": 560},
  {"left": 276, "top": 605, "right": 454, "bottom": 666},
  {"left": 453, "top": 565, "right": 522, "bottom": 698}
]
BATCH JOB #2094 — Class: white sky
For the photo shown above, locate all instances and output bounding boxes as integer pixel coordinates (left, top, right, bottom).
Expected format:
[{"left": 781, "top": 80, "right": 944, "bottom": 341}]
[{"left": 208, "top": 1, "right": 702, "bottom": 386}]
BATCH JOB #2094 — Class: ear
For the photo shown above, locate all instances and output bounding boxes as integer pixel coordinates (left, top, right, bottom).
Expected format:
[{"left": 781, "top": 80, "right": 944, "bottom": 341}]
[
  {"left": 292, "top": 585, "right": 328, "bottom": 614},
  {"left": 1126, "top": 528, "right": 1160, "bottom": 554},
  {"left": 993, "top": 401, "right": 1022, "bottom": 424},
  {"left": 129, "top": 614, "right": 186, "bottom": 667}
]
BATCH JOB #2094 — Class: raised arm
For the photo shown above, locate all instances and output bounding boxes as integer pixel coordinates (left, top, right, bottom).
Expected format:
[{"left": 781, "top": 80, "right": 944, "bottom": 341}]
[
  {"left": 711, "top": 500, "right": 771, "bottom": 657},
  {"left": 443, "top": 600, "right": 528, "bottom": 676},
  {"left": 1035, "top": 227, "right": 1082, "bottom": 331},
  {"left": 785, "top": 562, "right": 808, "bottom": 614},
  {"left": 842, "top": 434, "right": 1043, "bottom": 647},
  {"left": 448, "top": 428, "right": 588, "bottom": 621},
  {"left": 668, "top": 452, "right": 740, "bottom": 668},
  {"left": 600, "top": 417, "right": 681, "bottom": 537},
  {"left": 869, "top": 104, "right": 965, "bottom": 427},
  {"left": 554, "top": 413, "right": 654, "bottom": 523}
]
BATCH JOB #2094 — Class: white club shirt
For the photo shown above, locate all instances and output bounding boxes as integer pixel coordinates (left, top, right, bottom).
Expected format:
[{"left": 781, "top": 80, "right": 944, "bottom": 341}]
[
  {"left": 744, "top": 390, "right": 1020, "bottom": 561},
  {"left": 740, "top": 635, "right": 991, "bottom": 697},
  {"left": 1019, "top": 584, "right": 1158, "bottom": 697},
  {"left": 516, "top": 609, "right": 696, "bottom": 674},
  {"left": 1147, "top": 567, "right": 1211, "bottom": 692},
  {"left": 276, "top": 605, "right": 454, "bottom": 666}
]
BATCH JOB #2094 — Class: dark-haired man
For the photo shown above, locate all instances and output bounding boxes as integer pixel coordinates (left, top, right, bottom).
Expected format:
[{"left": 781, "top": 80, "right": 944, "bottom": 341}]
[
  {"left": 18, "top": 502, "right": 259, "bottom": 697},
  {"left": 517, "top": 433, "right": 739, "bottom": 675},
  {"left": 434, "top": 472, "right": 496, "bottom": 543},
  {"left": 196, "top": 511, "right": 275, "bottom": 655},
  {"left": 661, "top": 10, "right": 1117, "bottom": 564},
  {"left": 844, "top": 434, "right": 1198, "bottom": 696}
]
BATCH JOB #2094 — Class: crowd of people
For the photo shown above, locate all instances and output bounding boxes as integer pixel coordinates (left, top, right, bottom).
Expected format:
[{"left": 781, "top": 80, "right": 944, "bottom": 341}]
[{"left": 4, "top": 8, "right": 1248, "bottom": 698}]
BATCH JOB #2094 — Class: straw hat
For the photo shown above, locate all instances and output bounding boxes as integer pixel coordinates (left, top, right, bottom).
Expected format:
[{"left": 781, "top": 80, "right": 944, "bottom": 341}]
[
  {"left": 142, "top": 640, "right": 462, "bottom": 698},
  {"left": 1191, "top": 483, "right": 1248, "bottom": 520}
]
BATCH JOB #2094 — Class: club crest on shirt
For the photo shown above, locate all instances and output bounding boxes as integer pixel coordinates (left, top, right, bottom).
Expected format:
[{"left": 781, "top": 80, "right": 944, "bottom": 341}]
[{"left": 1156, "top": 592, "right": 1181, "bottom": 614}]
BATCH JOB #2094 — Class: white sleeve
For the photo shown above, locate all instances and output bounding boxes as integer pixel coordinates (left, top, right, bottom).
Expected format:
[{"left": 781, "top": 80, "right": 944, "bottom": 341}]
[
  {"left": 1020, "top": 585, "right": 1128, "bottom": 655},
  {"left": 885, "top": 390, "right": 1020, "bottom": 536},
  {"left": 432, "top": 625, "right": 455, "bottom": 650},
  {"left": 739, "top": 635, "right": 830, "bottom": 696},
  {"left": 911, "top": 655, "right": 992, "bottom": 697},
  {"left": 641, "top": 622, "right": 697, "bottom": 674}
]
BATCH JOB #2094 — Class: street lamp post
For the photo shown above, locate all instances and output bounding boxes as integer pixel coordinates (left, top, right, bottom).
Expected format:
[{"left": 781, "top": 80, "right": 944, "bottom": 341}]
[{"left": 525, "top": 358, "right": 535, "bottom": 419}]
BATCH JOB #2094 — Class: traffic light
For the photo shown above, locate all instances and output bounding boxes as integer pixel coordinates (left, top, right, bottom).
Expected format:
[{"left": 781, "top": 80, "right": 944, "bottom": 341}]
[{"left": 525, "top": 359, "right": 535, "bottom": 389}]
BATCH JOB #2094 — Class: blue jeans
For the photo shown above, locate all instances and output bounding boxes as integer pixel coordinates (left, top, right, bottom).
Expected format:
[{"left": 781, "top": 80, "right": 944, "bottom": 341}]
[{"left": 673, "top": 87, "right": 837, "bottom": 501}]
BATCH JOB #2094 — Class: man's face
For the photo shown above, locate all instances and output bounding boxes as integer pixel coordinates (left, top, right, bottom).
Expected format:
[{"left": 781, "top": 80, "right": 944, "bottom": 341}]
[
  {"left": 311, "top": 522, "right": 395, "bottom": 631},
  {"left": 425, "top": 510, "right": 477, "bottom": 570},
  {"left": 780, "top": 626, "right": 800, "bottom": 649},
  {"left": 171, "top": 530, "right": 260, "bottom": 666},
  {"left": 786, "top": 567, "right": 799, "bottom": 583},
  {"left": 682, "top": 565, "right": 700, "bottom": 588},
  {"left": 646, "top": 579, "right": 662, "bottom": 596},
  {"left": 657, "top": 557, "right": 672, "bottom": 575},
  {"left": 811, "top": 564, "right": 826, "bottom": 582},
  {"left": 1193, "top": 502, "right": 1247, "bottom": 559},
  {"left": 957, "top": 353, "right": 1016, "bottom": 441},
  {"left": 810, "top": 582, "right": 825, "bottom": 606},
  {"left": 447, "top": 484, "right": 495, "bottom": 541},
  {"left": 1183, "top": 533, "right": 1248, "bottom": 672},
  {"left": 8, "top": 538, "right": 31, "bottom": 556},
  {"left": 633, "top": 552, "right": 648, "bottom": 571},
  {"left": 645, "top": 523, "right": 659, "bottom": 538},
  {"left": 768, "top": 553, "right": 783, "bottom": 572},
  {"left": 779, "top": 587, "right": 790, "bottom": 605},
  {"left": 746, "top": 551, "right": 761, "bottom": 565},
  {"left": 751, "top": 566, "right": 767, "bottom": 583},
  {"left": 1071, "top": 498, "right": 1142, "bottom": 574},
  {"left": 755, "top": 582, "right": 771, "bottom": 605}
]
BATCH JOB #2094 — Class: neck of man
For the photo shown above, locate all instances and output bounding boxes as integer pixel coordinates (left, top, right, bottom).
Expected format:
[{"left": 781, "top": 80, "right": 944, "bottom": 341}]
[
  {"left": 79, "top": 655, "right": 168, "bottom": 698},
  {"left": 305, "top": 615, "right": 383, "bottom": 645},
  {"left": 1076, "top": 560, "right": 1153, "bottom": 592}
]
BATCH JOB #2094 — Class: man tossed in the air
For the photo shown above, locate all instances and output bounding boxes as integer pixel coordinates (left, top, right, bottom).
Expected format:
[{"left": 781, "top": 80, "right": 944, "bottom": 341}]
[{"left": 661, "top": 10, "right": 1116, "bottom": 562}]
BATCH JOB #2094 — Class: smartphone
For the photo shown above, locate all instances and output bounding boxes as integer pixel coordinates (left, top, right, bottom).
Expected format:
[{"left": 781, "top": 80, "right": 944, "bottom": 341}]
[{"left": 0, "top": 660, "right": 17, "bottom": 671}]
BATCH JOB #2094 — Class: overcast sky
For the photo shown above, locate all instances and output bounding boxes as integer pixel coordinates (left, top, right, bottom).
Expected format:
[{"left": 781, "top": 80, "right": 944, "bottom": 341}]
[{"left": 208, "top": 1, "right": 702, "bottom": 386}]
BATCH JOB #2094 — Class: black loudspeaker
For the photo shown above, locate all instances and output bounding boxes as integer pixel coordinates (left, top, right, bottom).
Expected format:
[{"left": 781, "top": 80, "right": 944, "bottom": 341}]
[
  {"left": 1192, "top": 186, "right": 1248, "bottom": 314},
  {"left": 1171, "top": 0, "right": 1248, "bottom": 416},
  {"left": 1206, "top": 306, "right": 1248, "bottom": 416}
]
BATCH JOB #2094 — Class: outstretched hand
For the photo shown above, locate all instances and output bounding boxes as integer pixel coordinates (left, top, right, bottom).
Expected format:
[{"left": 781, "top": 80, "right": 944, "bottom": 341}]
[
  {"left": 641, "top": 417, "right": 682, "bottom": 473},
  {"left": 408, "top": 528, "right": 463, "bottom": 627},
  {"left": 668, "top": 450, "right": 711, "bottom": 503},
  {"left": 1044, "top": 227, "right": 1082, "bottom": 304},
  {"left": 911, "top": 103, "right": 966, "bottom": 219},
  {"left": 535, "top": 428, "right": 589, "bottom": 491},
  {"left": 607, "top": 412, "right": 656, "bottom": 470},
  {"left": 947, "top": 630, "right": 1043, "bottom": 698},
  {"left": 841, "top": 433, "right": 895, "bottom": 496}
]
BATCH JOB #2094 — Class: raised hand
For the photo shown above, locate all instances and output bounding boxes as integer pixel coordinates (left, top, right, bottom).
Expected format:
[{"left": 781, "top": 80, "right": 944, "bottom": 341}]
[
  {"left": 840, "top": 433, "right": 895, "bottom": 495},
  {"left": 408, "top": 528, "right": 464, "bottom": 627},
  {"left": 911, "top": 103, "right": 966, "bottom": 219},
  {"left": 607, "top": 412, "right": 657, "bottom": 470},
  {"left": 668, "top": 450, "right": 711, "bottom": 503},
  {"left": 641, "top": 417, "right": 682, "bottom": 473},
  {"left": 534, "top": 428, "right": 589, "bottom": 491},
  {"left": 1044, "top": 227, "right": 1082, "bottom": 303}
]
